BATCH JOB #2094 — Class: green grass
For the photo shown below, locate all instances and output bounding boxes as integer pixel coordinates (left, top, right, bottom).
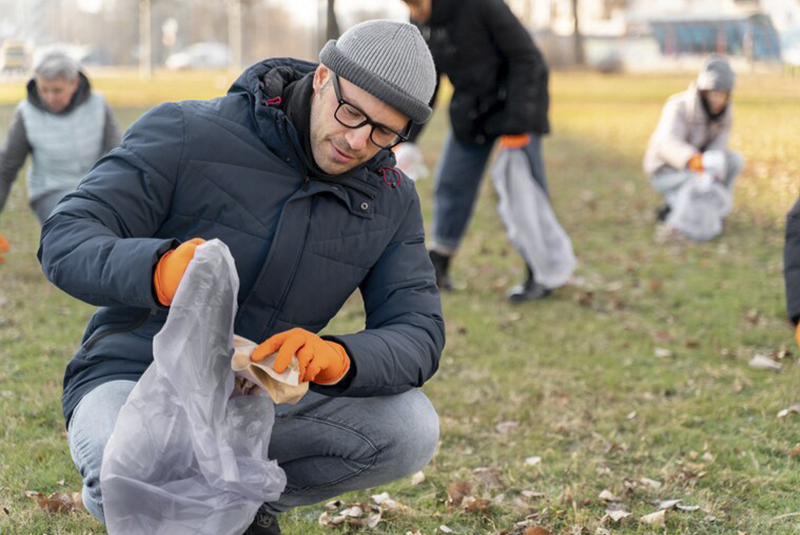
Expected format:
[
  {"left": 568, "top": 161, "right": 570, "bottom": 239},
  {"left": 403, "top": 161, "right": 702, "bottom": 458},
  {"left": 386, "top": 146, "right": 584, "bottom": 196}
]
[{"left": 2, "top": 69, "right": 800, "bottom": 534}]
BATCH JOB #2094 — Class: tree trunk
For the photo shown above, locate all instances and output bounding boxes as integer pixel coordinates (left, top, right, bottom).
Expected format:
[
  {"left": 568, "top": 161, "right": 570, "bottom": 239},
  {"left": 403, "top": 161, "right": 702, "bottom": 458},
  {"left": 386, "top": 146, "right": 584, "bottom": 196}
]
[{"left": 571, "top": 0, "right": 585, "bottom": 66}]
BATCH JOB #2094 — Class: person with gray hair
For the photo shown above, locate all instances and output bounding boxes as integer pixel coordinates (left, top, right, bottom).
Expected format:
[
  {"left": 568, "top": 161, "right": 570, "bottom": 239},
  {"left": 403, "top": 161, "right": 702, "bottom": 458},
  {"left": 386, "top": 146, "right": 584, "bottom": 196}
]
[
  {"left": 0, "top": 50, "right": 120, "bottom": 238},
  {"left": 37, "top": 20, "right": 443, "bottom": 535},
  {"left": 643, "top": 54, "right": 744, "bottom": 223}
]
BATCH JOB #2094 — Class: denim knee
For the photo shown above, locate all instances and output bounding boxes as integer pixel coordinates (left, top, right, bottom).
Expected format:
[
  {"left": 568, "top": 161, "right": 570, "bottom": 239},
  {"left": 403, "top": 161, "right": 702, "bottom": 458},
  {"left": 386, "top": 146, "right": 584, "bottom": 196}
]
[{"left": 378, "top": 390, "right": 439, "bottom": 479}]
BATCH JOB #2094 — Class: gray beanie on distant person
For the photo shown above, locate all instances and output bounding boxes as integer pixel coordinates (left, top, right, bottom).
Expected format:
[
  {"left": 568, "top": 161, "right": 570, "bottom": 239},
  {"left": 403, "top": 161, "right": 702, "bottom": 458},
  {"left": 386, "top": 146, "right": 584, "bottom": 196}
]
[
  {"left": 696, "top": 54, "right": 736, "bottom": 92},
  {"left": 319, "top": 20, "right": 436, "bottom": 124}
]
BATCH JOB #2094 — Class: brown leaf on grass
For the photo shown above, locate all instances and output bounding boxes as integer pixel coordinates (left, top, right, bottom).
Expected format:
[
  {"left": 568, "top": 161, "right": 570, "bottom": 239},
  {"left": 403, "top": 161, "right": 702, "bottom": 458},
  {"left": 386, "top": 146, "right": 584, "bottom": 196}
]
[
  {"left": 639, "top": 477, "right": 663, "bottom": 490},
  {"left": 686, "top": 339, "right": 700, "bottom": 349},
  {"left": 744, "top": 309, "right": 761, "bottom": 325},
  {"left": 523, "top": 527, "right": 551, "bottom": 535},
  {"left": 640, "top": 509, "right": 666, "bottom": 526},
  {"left": 574, "top": 289, "right": 594, "bottom": 308},
  {"left": 789, "top": 444, "right": 800, "bottom": 458},
  {"left": 598, "top": 489, "right": 621, "bottom": 502},
  {"left": 652, "top": 330, "right": 674, "bottom": 344},
  {"left": 447, "top": 480, "right": 472, "bottom": 507},
  {"left": 25, "top": 491, "right": 83, "bottom": 514},
  {"left": 648, "top": 280, "right": 663, "bottom": 292},
  {"left": 462, "top": 496, "right": 492, "bottom": 515}
]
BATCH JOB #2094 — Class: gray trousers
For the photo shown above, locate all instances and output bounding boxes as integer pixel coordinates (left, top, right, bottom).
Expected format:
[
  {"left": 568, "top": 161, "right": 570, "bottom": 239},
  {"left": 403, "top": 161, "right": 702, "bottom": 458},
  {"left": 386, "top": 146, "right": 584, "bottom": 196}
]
[{"left": 650, "top": 151, "right": 744, "bottom": 206}]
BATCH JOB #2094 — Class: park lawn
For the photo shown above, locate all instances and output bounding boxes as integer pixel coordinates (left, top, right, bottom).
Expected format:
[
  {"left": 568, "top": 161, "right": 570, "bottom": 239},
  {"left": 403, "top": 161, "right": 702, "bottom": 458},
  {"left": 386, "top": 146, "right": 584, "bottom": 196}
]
[{"left": 1, "top": 69, "right": 800, "bottom": 534}]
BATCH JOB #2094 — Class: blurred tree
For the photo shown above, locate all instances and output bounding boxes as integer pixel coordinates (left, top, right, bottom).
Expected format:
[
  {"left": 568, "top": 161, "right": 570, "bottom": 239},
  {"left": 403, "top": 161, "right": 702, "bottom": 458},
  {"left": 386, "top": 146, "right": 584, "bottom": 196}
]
[{"left": 572, "top": 0, "right": 584, "bottom": 65}]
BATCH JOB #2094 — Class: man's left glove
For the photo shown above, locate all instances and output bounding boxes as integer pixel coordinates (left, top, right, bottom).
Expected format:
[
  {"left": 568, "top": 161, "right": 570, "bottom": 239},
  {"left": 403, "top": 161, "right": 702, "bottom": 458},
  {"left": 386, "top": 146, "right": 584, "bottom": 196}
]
[
  {"left": 0, "top": 234, "right": 8, "bottom": 263},
  {"left": 499, "top": 134, "right": 531, "bottom": 149},
  {"left": 153, "top": 238, "right": 206, "bottom": 306},
  {"left": 252, "top": 328, "right": 351, "bottom": 385}
]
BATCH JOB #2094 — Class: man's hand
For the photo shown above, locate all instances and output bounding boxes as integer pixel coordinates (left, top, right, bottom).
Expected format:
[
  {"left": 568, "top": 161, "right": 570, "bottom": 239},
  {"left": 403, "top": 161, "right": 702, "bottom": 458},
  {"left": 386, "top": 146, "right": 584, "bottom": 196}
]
[
  {"left": 688, "top": 153, "right": 704, "bottom": 172},
  {"left": 153, "top": 238, "right": 206, "bottom": 306},
  {"left": 0, "top": 234, "right": 8, "bottom": 263},
  {"left": 252, "top": 328, "right": 351, "bottom": 385},
  {"left": 499, "top": 134, "right": 531, "bottom": 149}
]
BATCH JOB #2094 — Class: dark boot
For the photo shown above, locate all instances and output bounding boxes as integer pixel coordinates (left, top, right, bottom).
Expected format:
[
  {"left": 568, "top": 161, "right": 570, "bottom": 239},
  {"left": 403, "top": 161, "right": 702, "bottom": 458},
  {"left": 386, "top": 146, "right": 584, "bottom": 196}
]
[
  {"left": 429, "top": 250, "right": 454, "bottom": 291},
  {"left": 655, "top": 203, "right": 672, "bottom": 222},
  {"left": 243, "top": 506, "right": 282, "bottom": 535},
  {"left": 508, "top": 265, "right": 551, "bottom": 303}
]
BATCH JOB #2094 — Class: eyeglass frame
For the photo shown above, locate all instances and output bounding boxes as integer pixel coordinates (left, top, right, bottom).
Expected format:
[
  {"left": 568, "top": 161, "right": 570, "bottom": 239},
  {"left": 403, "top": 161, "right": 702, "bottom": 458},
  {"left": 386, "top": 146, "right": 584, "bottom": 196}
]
[{"left": 330, "top": 73, "right": 410, "bottom": 150}]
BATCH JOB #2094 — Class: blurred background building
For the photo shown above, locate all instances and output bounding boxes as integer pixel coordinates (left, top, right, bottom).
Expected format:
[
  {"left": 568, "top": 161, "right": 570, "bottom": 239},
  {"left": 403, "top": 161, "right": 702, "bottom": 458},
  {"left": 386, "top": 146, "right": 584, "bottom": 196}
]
[{"left": 0, "top": 0, "right": 798, "bottom": 76}]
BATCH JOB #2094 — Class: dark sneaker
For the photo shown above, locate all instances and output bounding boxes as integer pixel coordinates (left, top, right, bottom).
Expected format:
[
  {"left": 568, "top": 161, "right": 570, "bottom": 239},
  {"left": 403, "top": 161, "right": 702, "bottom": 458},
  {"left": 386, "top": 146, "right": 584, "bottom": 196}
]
[
  {"left": 508, "top": 266, "right": 551, "bottom": 303},
  {"left": 243, "top": 507, "right": 281, "bottom": 535},
  {"left": 655, "top": 203, "right": 672, "bottom": 223},
  {"left": 429, "top": 250, "right": 454, "bottom": 291}
]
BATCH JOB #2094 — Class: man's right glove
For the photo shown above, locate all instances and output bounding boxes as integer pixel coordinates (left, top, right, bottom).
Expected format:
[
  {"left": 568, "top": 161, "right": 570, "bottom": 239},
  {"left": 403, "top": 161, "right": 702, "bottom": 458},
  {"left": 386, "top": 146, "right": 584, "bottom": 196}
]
[
  {"left": 153, "top": 238, "right": 206, "bottom": 306},
  {"left": 0, "top": 234, "right": 8, "bottom": 264},
  {"left": 252, "top": 328, "right": 351, "bottom": 385},
  {"left": 688, "top": 153, "right": 704, "bottom": 172}
]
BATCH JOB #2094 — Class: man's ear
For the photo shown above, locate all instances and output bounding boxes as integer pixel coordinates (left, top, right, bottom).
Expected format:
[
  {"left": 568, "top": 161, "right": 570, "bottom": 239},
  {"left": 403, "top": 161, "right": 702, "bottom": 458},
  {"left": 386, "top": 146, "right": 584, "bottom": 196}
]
[{"left": 313, "top": 65, "right": 331, "bottom": 93}]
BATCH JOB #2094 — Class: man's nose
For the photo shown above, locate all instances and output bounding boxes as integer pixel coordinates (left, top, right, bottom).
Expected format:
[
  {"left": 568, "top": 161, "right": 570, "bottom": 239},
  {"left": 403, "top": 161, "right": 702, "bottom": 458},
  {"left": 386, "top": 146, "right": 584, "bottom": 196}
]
[{"left": 345, "top": 125, "right": 371, "bottom": 151}]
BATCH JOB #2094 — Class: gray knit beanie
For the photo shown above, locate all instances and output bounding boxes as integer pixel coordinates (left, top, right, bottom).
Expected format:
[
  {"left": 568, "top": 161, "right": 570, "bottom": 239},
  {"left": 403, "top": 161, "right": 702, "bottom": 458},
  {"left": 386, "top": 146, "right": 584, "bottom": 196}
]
[
  {"left": 696, "top": 54, "right": 735, "bottom": 92},
  {"left": 319, "top": 20, "right": 436, "bottom": 124}
]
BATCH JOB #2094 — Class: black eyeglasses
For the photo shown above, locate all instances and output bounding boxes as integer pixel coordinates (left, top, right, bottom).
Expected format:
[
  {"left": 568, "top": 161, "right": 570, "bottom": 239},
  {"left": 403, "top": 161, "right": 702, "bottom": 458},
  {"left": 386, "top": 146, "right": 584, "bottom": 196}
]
[{"left": 331, "top": 73, "right": 409, "bottom": 150}]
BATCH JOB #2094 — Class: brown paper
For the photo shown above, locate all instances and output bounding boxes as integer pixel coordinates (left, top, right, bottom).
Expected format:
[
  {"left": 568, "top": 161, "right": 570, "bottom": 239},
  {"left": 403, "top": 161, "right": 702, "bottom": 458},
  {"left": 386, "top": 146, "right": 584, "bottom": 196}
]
[{"left": 231, "top": 335, "right": 308, "bottom": 405}]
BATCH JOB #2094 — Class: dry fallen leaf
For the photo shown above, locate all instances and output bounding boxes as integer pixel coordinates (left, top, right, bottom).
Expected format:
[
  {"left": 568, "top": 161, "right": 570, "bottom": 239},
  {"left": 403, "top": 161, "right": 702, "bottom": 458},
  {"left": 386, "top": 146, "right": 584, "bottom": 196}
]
[
  {"left": 676, "top": 504, "right": 701, "bottom": 512},
  {"left": 439, "top": 525, "right": 455, "bottom": 533},
  {"left": 462, "top": 496, "right": 491, "bottom": 515},
  {"left": 496, "top": 421, "right": 520, "bottom": 435},
  {"left": 654, "top": 347, "right": 674, "bottom": 359},
  {"left": 658, "top": 499, "right": 682, "bottom": 510},
  {"left": 748, "top": 354, "right": 782, "bottom": 371},
  {"left": 595, "top": 529, "right": 611, "bottom": 535},
  {"left": 639, "top": 477, "right": 663, "bottom": 490},
  {"left": 473, "top": 466, "right": 504, "bottom": 488},
  {"left": 523, "top": 527, "right": 551, "bottom": 535},
  {"left": 777, "top": 404, "right": 800, "bottom": 418},
  {"left": 640, "top": 509, "right": 666, "bottom": 526},
  {"left": 525, "top": 456, "right": 542, "bottom": 466},
  {"left": 789, "top": 444, "right": 800, "bottom": 458},
  {"left": 603, "top": 509, "right": 632, "bottom": 523},
  {"left": 598, "top": 489, "right": 621, "bottom": 502},
  {"left": 447, "top": 481, "right": 472, "bottom": 507},
  {"left": 25, "top": 491, "right": 82, "bottom": 514},
  {"left": 406, "top": 531, "right": 423, "bottom": 535},
  {"left": 409, "top": 471, "right": 426, "bottom": 486}
]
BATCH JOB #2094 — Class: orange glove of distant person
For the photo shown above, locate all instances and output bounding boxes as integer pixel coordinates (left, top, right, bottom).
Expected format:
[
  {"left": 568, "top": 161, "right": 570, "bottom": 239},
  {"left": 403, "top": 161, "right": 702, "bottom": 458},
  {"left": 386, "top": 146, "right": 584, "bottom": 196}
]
[
  {"left": 252, "top": 328, "right": 351, "bottom": 385},
  {"left": 0, "top": 234, "right": 8, "bottom": 264},
  {"left": 796, "top": 323, "right": 800, "bottom": 351},
  {"left": 153, "top": 238, "right": 206, "bottom": 306},
  {"left": 499, "top": 133, "right": 531, "bottom": 149},
  {"left": 688, "top": 153, "right": 704, "bottom": 172}
]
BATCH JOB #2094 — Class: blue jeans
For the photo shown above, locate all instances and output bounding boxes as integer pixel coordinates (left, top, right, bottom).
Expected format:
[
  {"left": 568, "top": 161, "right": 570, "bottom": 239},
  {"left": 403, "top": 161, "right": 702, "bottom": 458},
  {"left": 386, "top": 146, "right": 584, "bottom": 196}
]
[
  {"left": 431, "top": 132, "right": 548, "bottom": 253},
  {"left": 67, "top": 380, "right": 439, "bottom": 523}
]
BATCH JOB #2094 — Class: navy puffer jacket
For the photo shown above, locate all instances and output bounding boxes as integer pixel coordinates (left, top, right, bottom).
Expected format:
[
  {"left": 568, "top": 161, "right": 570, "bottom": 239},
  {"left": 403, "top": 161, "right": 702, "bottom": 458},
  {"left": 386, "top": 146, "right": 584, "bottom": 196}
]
[{"left": 38, "top": 58, "right": 445, "bottom": 426}]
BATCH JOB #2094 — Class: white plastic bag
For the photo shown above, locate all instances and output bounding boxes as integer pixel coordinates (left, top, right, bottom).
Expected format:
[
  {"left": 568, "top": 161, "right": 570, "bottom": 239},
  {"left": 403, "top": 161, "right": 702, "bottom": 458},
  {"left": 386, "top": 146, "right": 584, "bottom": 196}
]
[
  {"left": 491, "top": 148, "right": 577, "bottom": 288},
  {"left": 393, "top": 142, "right": 429, "bottom": 181},
  {"left": 666, "top": 173, "right": 733, "bottom": 242},
  {"left": 101, "top": 239, "right": 286, "bottom": 535}
]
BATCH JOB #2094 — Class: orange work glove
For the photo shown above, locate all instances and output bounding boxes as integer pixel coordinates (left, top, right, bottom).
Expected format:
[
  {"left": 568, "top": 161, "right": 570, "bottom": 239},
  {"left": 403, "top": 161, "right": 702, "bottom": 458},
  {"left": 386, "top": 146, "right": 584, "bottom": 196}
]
[
  {"left": 687, "top": 153, "right": 704, "bottom": 172},
  {"left": 0, "top": 233, "right": 8, "bottom": 264},
  {"left": 499, "top": 133, "right": 531, "bottom": 149},
  {"left": 796, "top": 323, "right": 800, "bottom": 351},
  {"left": 252, "top": 328, "right": 351, "bottom": 385},
  {"left": 153, "top": 238, "right": 206, "bottom": 306}
]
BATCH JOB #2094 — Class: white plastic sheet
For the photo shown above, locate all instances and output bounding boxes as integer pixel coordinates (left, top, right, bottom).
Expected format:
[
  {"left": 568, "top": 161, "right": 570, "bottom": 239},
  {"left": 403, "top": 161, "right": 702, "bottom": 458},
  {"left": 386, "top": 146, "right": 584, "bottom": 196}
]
[
  {"left": 101, "top": 239, "right": 286, "bottom": 535},
  {"left": 491, "top": 148, "right": 577, "bottom": 288}
]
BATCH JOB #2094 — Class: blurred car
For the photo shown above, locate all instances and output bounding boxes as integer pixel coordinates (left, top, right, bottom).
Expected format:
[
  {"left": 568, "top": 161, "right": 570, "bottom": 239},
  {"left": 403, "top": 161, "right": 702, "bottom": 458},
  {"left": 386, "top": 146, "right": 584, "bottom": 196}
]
[
  {"left": 165, "top": 42, "right": 230, "bottom": 70},
  {"left": 1, "top": 39, "right": 28, "bottom": 72}
]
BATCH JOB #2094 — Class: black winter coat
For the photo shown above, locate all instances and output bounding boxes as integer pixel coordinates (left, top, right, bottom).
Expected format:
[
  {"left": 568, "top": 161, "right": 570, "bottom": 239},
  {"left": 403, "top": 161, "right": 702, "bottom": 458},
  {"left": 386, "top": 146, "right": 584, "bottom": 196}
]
[
  {"left": 411, "top": 0, "right": 550, "bottom": 145},
  {"left": 785, "top": 196, "right": 800, "bottom": 323},
  {"left": 38, "top": 58, "right": 445, "bottom": 426}
]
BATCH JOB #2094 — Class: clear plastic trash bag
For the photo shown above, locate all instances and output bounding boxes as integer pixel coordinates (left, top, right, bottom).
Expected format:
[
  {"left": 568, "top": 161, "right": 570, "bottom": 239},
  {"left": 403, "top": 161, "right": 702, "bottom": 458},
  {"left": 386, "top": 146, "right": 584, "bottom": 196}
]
[
  {"left": 101, "top": 239, "right": 286, "bottom": 535},
  {"left": 393, "top": 142, "right": 429, "bottom": 181},
  {"left": 491, "top": 148, "right": 577, "bottom": 288},
  {"left": 666, "top": 173, "right": 733, "bottom": 242}
]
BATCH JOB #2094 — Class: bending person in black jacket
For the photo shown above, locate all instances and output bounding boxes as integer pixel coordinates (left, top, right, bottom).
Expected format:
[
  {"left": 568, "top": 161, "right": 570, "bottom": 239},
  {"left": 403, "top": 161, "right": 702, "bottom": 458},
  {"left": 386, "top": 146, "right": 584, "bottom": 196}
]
[
  {"left": 37, "top": 21, "right": 444, "bottom": 535},
  {"left": 785, "top": 196, "right": 800, "bottom": 346},
  {"left": 402, "top": 0, "right": 553, "bottom": 301}
]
